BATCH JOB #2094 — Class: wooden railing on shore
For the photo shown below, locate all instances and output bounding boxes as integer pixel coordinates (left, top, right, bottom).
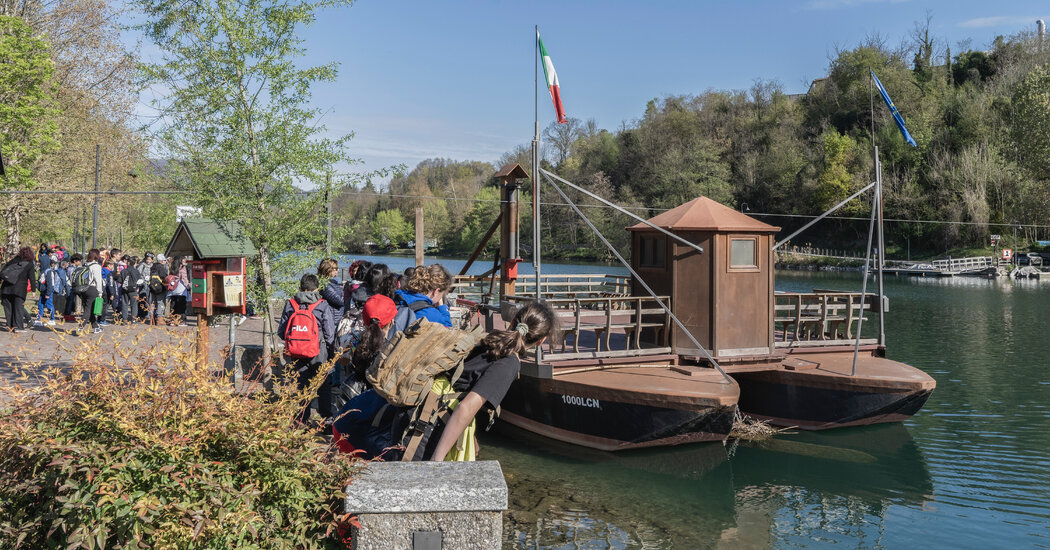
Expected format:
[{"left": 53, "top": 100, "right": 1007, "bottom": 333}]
[{"left": 774, "top": 290, "right": 878, "bottom": 348}]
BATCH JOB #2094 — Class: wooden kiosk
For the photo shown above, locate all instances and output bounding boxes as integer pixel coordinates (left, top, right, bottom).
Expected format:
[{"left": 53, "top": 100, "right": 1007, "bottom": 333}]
[
  {"left": 628, "top": 197, "right": 780, "bottom": 360},
  {"left": 166, "top": 218, "right": 256, "bottom": 368}
]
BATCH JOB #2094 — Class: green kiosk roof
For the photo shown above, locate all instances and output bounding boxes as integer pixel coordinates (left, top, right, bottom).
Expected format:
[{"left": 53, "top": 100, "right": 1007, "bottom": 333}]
[{"left": 166, "top": 218, "right": 257, "bottom": 260}]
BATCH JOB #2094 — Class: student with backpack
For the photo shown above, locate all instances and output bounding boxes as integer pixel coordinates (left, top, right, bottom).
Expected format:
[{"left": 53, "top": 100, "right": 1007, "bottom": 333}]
[
  {"left": 71, "top": 249, "right": 104, "bottom": 334},
  {"left": 34, "top": 257, "right": 60, "bottom": 326},
  {"left": 119, "top": 256, "right": 144, "bottom": 323},
  {"left": 165, "top": 256, "right": 190, "bottom": 326},
  {"left": 145, "top": 253, "right": 169, "bottom": 324},
  {"left": 330, "top": 294, "right": 399, "bottom": 455},
  {"left": 315, "top": 258, "right": 346, "bottom": 419},
  {"left": 277, "top": 273, "right": 336, "bottom": 424},
  {"left": 0, "top": 247, "right": 38, "bottom": 332},
  {"left": 63, "top": 255, "right": 82, "bottom": 321}
]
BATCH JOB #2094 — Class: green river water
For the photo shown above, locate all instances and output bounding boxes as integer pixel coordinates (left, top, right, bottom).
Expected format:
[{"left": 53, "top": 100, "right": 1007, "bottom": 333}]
[
  {"left": 350, "top": 256, "right": 1049, "bottom": 548},
  {"left": 476, "top": 270, "right": 1050, "bottom": 549}
]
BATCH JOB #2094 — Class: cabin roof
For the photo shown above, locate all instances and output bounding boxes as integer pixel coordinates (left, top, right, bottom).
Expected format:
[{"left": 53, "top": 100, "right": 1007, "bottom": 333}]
[
  {"left": 494, "top": 163, "right": 529, "bottom": 180},
  {"left": 628, "top": 196, "right": 780, "bottom": 233},
  {"left": 166, "top": 218, "right": 257, "bottom": 259}
]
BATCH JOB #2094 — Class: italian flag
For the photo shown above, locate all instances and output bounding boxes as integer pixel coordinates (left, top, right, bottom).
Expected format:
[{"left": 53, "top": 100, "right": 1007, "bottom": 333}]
[{"left": 538, "top": 31, "right": 567, "bottom": 124}]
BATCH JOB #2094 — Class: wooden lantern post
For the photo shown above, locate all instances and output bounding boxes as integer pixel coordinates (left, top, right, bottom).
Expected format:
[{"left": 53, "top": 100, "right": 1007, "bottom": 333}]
[
  {"left": 196, "top": 313, "right": 210, "bottom": 370},
  {"left": 496, "top": 164, "right": 528, "bottom": 298}
]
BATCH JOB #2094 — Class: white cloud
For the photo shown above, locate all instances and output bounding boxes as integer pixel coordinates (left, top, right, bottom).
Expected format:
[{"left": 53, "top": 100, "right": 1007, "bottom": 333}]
[
  {"left": 804, "top": 0, "right": 910, "bottom": 11},
  {"left": 958, "top": 15, "right": 1043, "bottom": 29}
]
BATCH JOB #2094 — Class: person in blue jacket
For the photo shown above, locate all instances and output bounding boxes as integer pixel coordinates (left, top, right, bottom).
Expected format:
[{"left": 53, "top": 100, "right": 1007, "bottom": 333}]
[{"left": 389, "top": 263, "right": 454, "bottom": 337}]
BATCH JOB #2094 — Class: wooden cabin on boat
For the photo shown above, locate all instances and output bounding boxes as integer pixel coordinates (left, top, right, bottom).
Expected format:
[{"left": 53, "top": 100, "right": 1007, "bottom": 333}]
[{"left": 627, "top": 197, "right": 779, "bottom": 360}]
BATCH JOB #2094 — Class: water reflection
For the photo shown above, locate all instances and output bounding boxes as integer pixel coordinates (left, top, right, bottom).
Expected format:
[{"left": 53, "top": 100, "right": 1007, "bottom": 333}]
[{"left": 487, "top": 422, "right": 932, "bottom": 549}]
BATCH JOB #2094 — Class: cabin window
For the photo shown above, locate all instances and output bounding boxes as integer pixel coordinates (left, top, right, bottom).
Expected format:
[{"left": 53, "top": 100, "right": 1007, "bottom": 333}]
[
  {"left": 729, "top": 237, "right": 758, "bottom": 269},
  {"left": 640, "top": 236, "right": 665, "bottom": 268}
]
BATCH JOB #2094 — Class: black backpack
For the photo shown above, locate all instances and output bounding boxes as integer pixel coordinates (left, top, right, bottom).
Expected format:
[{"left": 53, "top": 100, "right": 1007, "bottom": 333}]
[
  {"left": 0, "top": 261, "right": 22, "bottom": 285},
  {"left": 121, "top": 266, "right": 143, "bottom": 292},
  {"left": 71, "top": 266, "right": 92, "bottom": 295},
  {"left": 148, "top": 265, "right": 168, "bottom": 295}
]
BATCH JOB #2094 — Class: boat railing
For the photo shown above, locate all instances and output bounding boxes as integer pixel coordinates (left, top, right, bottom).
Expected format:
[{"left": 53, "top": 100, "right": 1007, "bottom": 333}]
[
  {"left": 773, "top": 290, "right": 879, "bottom": 348},
  {"left": 451, "top": 273, "right": 631, "bottom": 302},
  {"left": 505, "top": 293, "right": 673, "bottom": 361}
]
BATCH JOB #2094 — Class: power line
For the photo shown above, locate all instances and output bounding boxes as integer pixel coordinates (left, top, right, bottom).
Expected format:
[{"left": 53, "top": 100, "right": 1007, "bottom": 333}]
[{"left": 349, "top": 190, "right": 1050, "bottom": 229}]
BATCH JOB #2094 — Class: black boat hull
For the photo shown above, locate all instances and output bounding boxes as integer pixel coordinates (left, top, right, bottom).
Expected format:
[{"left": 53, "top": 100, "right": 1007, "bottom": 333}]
[
  {"left": 500, "top": 376, "right": 737, "bottom": 451},
  {"left": 732, "top": 368, "right": 934, "bottom": 429}
]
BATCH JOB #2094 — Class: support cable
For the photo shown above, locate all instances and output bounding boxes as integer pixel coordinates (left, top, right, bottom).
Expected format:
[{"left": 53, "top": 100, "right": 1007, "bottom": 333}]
[
  {"left": 542, "top": 172, "right": 733, "bottom": 384},
  {"left": 773, "top": 181, "right": 876, "bottom": 250},
  {"left": 540, "top": 169, "right": 705, "bottom": 256}
]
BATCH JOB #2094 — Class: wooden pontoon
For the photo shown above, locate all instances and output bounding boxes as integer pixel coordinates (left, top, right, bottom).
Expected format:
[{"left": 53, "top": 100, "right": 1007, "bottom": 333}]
[{"left": 456, "top": 164, "right": 934, "bottom": 450}]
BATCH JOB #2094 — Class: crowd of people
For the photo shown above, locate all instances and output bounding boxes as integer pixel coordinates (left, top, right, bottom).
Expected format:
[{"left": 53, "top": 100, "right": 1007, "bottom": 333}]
[
  {"left": 0, "top": 243, "right": 192, "bottom": 334},
  {"left": 278, "top": 258, "right": 558, "bottom": 462},
  {"left": 1, "top": 244, "right": 559, "bottom": 462}
]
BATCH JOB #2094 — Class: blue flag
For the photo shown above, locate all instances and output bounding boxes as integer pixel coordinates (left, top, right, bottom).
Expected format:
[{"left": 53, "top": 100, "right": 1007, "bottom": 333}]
[{"left": 871, "top": 70, "right": 917, "bottom": 148}]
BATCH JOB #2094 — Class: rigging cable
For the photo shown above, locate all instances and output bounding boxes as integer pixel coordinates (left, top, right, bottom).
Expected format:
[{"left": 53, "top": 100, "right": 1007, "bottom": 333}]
[{"left": 542, "top": 171, "right": 734, "bottom": 385}]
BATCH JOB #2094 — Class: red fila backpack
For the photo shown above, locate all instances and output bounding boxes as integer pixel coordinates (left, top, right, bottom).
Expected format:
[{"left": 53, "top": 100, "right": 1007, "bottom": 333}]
[{"left": 284, "top": 298, "right": 321, "bottom": 358}]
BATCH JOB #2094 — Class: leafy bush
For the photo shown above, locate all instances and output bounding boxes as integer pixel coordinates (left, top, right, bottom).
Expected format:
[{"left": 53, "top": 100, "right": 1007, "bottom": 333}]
[{"left": 0, "top": 330, "right": 359, "bottom": 549}]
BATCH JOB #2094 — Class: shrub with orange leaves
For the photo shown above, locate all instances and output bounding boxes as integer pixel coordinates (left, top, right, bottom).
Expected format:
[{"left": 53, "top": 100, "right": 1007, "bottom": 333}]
[{"left": 0, "top": 329, "right": 360, "bottom": 549}]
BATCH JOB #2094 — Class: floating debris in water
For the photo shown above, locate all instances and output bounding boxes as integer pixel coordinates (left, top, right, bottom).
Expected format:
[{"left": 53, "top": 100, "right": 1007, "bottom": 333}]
[{"left": 729, "top": 412, "right": 793, "bottom": 441}]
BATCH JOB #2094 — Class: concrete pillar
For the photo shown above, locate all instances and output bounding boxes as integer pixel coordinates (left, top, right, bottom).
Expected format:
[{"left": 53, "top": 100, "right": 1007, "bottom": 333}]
[{"left": 345, "top": 461, "right": 507, "bottom": 550}]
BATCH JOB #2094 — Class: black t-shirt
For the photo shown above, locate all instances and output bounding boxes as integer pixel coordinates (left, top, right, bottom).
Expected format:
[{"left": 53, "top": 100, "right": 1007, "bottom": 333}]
[{"left": 453, "top": 347, "right": 520, "bottom": 409}]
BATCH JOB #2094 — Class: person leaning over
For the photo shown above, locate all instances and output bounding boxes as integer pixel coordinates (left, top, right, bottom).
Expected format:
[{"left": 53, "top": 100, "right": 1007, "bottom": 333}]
[
  {"left": 277, "top": 273, "right": 336, "bottom": 424},
  {"left": 0, "top": 247, "right": 38, "bottom": 332},
  {"left": 419, "top": 300, "right": 558, "bottom": 461}
]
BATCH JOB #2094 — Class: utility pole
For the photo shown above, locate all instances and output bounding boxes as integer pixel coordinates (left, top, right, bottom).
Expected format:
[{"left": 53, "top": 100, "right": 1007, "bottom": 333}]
[
  {"left": 325, "top": 174, "right": 332, "bottom": 256},
  {"left": 93, "top": 144, "right": 100, "bottom": 249},
  {"left": 415, "top": 207, "right": 424, "bottom": 267}
]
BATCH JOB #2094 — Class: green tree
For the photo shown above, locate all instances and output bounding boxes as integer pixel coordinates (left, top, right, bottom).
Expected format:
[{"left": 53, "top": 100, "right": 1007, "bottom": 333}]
[
  {"left": 372, "top": 209, "right": 412, "bottom": 248},
  {"left": 1010, "top": 64, "right": 1050, "bottom": 176},
  {"left": 0, "top": 15, "right": 60, "bottom": 250},
  {"left": 134, "top": 0, "right": 358, "bottom": 361},
  {"left": 814, "top": 131, "right": 859, "bottom": 211}
]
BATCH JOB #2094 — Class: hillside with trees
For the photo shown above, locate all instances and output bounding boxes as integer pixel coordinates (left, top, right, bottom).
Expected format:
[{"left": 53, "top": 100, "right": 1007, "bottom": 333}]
[{"left": 336, "top": 20, "right": 1050, "bottom": 261}]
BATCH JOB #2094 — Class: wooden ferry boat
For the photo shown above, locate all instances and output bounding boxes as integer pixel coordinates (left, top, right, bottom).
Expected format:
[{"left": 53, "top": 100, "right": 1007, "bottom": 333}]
[{"left": 453, "top": 164, "right": 934, "bottom": 450}]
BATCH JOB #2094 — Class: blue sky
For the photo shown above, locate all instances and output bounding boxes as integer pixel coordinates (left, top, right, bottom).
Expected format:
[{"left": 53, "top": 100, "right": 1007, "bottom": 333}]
[{"left": 133, "top": 0, "right": 1050, "bottom": 184}]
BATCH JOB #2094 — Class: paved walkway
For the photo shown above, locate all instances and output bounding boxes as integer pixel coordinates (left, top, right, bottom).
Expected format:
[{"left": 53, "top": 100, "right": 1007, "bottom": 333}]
[{"left": 0, "top": 314, "right": 274, "bottom": 392}]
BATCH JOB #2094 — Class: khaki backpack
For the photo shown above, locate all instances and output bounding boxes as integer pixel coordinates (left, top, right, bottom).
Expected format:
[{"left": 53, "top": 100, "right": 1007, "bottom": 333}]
[{"left": 366, "top": 318, "right": 485, "bottom": 407}]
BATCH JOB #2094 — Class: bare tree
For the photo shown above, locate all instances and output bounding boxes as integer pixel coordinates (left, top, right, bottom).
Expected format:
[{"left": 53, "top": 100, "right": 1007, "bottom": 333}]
[{"left": 542, "top": 117, "right": 584, "bottom": 166}]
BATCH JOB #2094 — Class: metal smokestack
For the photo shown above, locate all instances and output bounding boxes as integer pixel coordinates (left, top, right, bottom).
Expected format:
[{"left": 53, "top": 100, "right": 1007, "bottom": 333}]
[{"left": 1039, "top": 20, "right": 1046, "bottom": 51}]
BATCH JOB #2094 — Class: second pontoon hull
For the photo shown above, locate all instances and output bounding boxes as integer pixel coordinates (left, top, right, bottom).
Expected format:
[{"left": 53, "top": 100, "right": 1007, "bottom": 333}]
[{"left": 732, "top": 352, "right": 936, "bottom": 429}]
